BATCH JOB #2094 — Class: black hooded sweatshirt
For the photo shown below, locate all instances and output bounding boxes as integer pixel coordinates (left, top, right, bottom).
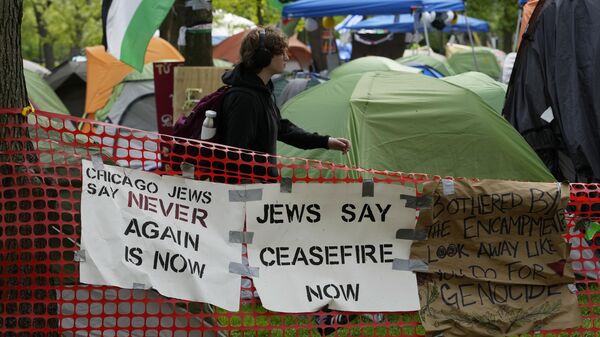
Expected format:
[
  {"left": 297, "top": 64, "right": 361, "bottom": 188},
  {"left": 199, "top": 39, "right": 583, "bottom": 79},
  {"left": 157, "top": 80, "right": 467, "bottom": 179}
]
[{"left": 221, "top": 64, "right": 330, "bottom": 156}]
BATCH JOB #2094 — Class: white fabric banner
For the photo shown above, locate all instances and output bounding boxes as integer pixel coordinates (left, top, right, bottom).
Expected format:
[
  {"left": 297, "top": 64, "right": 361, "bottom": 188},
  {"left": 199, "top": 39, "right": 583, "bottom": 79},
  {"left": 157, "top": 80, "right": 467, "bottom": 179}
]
[
  {"left": 245, "top": 182, "right": 420, "bottom": 312},
  {"left": 79, "top": 160, "right": 245, "bottom": 311}
]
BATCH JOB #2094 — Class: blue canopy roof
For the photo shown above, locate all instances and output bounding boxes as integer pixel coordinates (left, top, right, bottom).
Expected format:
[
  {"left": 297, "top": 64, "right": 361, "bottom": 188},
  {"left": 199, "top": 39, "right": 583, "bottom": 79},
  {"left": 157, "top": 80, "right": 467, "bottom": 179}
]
[
  {"left": 347, "top": 14, "right": 490, "bottom": 33},
  {"left": 282, "top": 0, "right": 465, "bottom": 18}
]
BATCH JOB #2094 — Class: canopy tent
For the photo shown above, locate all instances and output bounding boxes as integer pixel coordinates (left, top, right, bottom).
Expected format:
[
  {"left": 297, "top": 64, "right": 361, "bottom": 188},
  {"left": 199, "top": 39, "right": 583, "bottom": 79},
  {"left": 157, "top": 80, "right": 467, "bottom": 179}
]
[
  {"left": 24, "top": 68, "right": 70, "bottom": 116},
  {"left": 213, "top": 30, "right": 313, "bottom": 71},
  {"left": 47, "top": 58, "right": 88, "bottom": 117},
  {"left": 282, "top": 0, "right": 464, "bottom": 18},
  {"left": 347, "top": 14, "right": 490, "bottom": 33},
  {"left": 85, "top": 37, "right": 184, "bottom": 117},
  {"left": 441, "top": 71, "right": 507, "bottom": 114},
  {"left": 278, "top": 71, "right": 554, "bottom": 182},
  {"left": 212, "top": 9, "right": 256, "bottom": 45},
  {"left": 396, "top": 54, "right": 455, "bottom": 76},
  {"left": 329, "top": 56, "right": 420, "bottom": 79}
]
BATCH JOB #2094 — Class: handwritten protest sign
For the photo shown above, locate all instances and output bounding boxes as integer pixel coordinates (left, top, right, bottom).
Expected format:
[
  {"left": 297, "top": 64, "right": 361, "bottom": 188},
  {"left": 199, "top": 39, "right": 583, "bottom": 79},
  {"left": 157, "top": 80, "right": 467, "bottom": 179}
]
[
  {"left": 411, "top": 180, "right": 581, "bottom": 336},
  {"left": 245, "top": 182, "right": 420, "bottom": 312},
  {"left": 80, "top": 160, "right": 245, "bottom": 311}
]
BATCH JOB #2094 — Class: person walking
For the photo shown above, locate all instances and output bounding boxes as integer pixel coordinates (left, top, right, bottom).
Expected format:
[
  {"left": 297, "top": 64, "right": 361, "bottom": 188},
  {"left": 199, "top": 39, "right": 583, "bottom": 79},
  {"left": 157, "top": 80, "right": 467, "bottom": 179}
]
[{"left": 219, "top": 26, "right": 350, "bottom": 182}]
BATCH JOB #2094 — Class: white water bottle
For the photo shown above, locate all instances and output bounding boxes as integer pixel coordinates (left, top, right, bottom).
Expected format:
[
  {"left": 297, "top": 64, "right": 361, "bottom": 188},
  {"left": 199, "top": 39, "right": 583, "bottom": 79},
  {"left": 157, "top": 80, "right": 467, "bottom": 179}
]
[{"left": 200, "top": 110, "right": 217, "bottom": 140}]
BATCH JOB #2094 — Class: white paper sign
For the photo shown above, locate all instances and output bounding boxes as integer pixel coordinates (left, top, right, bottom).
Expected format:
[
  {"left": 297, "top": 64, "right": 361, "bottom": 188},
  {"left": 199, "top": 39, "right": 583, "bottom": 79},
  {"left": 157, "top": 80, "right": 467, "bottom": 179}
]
[
  {"left": 79, "top": 160, "right": 245, "bottom": 311},
  {"left": 245, "top": 183, "right": 421, "bottom": 312}
]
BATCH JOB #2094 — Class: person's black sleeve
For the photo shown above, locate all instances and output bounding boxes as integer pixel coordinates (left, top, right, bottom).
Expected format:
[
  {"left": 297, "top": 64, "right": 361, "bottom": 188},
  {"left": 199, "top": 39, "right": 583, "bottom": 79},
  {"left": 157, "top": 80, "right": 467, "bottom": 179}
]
[{"left": 278, "top": 117, "right": 330, "bottom": 150}]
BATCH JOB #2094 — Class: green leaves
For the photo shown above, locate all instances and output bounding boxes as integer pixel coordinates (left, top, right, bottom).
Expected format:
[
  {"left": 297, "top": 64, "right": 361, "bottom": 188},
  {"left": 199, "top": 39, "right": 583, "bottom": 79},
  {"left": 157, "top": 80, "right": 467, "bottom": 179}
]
[{"left": 22, "top": 0, "right": 102, "bottom": 66}]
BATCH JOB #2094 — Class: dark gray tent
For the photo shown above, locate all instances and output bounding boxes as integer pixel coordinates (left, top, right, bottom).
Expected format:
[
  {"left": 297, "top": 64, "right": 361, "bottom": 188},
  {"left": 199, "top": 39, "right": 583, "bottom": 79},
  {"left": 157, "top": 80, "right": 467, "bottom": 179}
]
[
  {"left": 47, "top": 58, "right": 87, "bottom": 117},
  {"left": 95, "top": 64, "right": 158, "bottom": 132}
]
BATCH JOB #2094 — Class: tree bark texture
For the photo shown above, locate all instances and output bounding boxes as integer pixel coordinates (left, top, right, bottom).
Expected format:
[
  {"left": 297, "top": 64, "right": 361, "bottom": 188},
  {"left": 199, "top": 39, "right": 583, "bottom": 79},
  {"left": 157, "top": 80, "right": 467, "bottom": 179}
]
[
  {"left": 1, "top": 0, "right": 28, "bottom": 108},
  {"left": 161, "top": 0, "right": 213, "bottom": 66}
]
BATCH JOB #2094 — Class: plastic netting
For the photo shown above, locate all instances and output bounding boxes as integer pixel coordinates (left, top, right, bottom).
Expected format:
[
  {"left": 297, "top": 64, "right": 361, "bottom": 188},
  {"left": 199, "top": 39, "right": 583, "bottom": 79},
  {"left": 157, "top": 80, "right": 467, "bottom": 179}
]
[{"left": 0, "top": 109, "right": 598, "bottom": 337}]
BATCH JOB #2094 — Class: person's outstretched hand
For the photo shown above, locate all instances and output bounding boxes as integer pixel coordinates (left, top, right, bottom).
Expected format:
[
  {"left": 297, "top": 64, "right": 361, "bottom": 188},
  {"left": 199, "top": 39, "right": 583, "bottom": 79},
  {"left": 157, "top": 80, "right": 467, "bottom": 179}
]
[{"left": 328, "top": 137, "right": 351, "bottom": 154}]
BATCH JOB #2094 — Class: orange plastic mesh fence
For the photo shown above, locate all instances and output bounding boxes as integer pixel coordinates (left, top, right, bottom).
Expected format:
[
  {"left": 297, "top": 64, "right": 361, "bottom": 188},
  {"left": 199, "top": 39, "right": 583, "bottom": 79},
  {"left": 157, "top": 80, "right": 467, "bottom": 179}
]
[{"left": 0, "top": 109, "right": 598, "bottom": 337}]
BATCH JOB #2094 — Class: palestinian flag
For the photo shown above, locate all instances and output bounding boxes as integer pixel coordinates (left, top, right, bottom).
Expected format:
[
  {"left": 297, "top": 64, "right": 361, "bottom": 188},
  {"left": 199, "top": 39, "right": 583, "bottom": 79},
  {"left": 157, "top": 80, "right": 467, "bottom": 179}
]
[{"left": 102, "top": 0, "right": 174, "bottom": 71}]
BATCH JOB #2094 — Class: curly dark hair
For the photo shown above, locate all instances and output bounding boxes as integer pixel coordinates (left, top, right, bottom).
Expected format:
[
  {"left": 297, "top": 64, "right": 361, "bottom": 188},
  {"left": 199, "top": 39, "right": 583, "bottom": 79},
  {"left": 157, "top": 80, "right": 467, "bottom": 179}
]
[{"left": 240, "top": 26, "right": 288, "bottom": 71}]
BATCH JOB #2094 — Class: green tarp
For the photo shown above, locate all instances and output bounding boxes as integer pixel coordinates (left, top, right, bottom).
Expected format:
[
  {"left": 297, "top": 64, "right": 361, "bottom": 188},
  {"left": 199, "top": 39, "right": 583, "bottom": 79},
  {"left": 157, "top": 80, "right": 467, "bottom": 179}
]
[
  {"left": 329, "top": 56, "right": 420, "bottom": 79},
  {"left": 447, "top": 47, "right": 501, "bottom": 80},
  {"left": 24, "top": 68, "right": 70, "bottom": 115},
  {"left": 278, "top": 71, "right": 554, "bottom": 182},
  {"left": 441, "top": 72, "right": 507, "bottom": 114},
  {"left": 396, "top": 54, "right": 456, "bottom": 76}
]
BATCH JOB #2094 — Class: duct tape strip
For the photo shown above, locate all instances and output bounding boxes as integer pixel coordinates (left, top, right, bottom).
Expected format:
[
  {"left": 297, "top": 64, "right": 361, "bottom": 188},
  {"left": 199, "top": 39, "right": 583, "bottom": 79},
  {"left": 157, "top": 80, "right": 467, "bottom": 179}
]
[
  {"left": 185, "top": 0, "right": 212, "bottom": 11},
  {"left": 396, "top": 229, "right": 427, "bottom": 241},
  {"left": 229, "top": 262, "right": 259, "bottom": 278},
  {"left": 280, "top": 177, "right": 292, "bottom": 193},
  {"left": 392, "top": 259, "right": 429, "bottom": 272},
  {"left": 442, "top": 179, "right": 455, "bottom": 195},
  {"left": 132, "top": 283, "right": 146, "bottom": 290},
  {"left": 181, "top": 162, "right": 195, "bottom": 179},
  {"left": 400, "top": 195, "right": 432, "bottom": 209},
  {"left": 568, "top": 284, "right": 577, "bottom": 294},
  {"left": 229, "top": 189, "right": 263, "bottom": 202},
  {"left": 73, "top": 250, "right": 86, "bottom": 262},
  {"left": 91, "top": 155, "right": 104, "bottom": 170},
  {"left": 229, "top": 231, "right": 254, "bottom": 244},
  {"left": 362, "top": 179, "right": 374, "bottom": 197}
]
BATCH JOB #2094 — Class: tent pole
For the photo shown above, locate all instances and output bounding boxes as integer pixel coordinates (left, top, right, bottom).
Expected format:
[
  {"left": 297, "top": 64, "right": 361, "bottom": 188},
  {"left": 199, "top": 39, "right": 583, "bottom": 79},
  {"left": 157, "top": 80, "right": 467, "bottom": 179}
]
[
  {"left": 463, "top": 1, "right": 480, "bottom": 71},
  {"left": 422, "top": 13, "right": 431, "bottom": 54},
  {"left": 513, "top": 7, "right": 523, "bottom": 51},
  {"left": 412, "top": 9, "right": 419, "bottom": 55}
]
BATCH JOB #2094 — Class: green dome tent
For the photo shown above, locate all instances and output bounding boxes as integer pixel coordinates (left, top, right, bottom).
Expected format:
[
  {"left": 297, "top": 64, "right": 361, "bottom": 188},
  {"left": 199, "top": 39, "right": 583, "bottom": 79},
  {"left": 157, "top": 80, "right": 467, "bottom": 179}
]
[
  {"left": 278, "top": 71, "right": 554, "bottom": 182},
  {"left": 396, "top": 54, "right": 456, "bottom": 76},
  {"left": 447, "top": 47, "right": 502, "bottom": 80},
  {"left": 329, "top": 56, "right": 420, "bottom": 79},
  {"left": 441, "top": 72, "right": 507, "bottom": 114},
  {"left": 24, "top": 68, "right": 70, "bottom": 116}
]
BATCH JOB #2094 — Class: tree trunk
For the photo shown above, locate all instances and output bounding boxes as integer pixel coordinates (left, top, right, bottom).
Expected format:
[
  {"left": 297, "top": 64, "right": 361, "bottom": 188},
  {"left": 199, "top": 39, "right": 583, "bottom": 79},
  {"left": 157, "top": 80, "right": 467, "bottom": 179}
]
[
  {"left": 160, "top": 6, "right": 183, "bottom": 48},
  {"left": 0, "top": 0, "right": 28, "bottom": 108},
  {"left": 69, "top": 2, "right": 84, "bottom": 58},
  {"left": 256, "top": 0, "right": 264, "bottom": 26},
  {"left": 307, "top": 21, "right": 327, "bottom": 72},
  {"left": 32, "top": 2, "right": 55, "bottom": 69},
  {"left": 161, "top": 0, "right": 213, "bottom": 66}
]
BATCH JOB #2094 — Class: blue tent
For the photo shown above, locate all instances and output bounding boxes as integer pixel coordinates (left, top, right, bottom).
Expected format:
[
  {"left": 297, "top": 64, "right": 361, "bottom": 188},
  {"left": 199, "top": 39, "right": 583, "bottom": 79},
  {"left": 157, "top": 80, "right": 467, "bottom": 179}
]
[
  {"left": 348, "top": 14, "right": 490, "bottom": 33},
  {"left": 282, "top": 0, "right": 464, "bottom": 18}
]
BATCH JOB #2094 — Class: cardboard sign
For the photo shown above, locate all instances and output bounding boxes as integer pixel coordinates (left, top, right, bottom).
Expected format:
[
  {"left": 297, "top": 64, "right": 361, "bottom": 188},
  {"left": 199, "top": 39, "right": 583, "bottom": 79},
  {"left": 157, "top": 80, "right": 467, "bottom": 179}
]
[
  {"left": 245, "top": 182, "right": 420, "bottom": 313},
  {"left": 411, "top": 180, "right": 581, "bottom": 336},
  {"left": 417, "top": 275, "right": 580, "bottom": 337},
  {"left": 79, "top": 160, "right": 245, "bottom": 311}
]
